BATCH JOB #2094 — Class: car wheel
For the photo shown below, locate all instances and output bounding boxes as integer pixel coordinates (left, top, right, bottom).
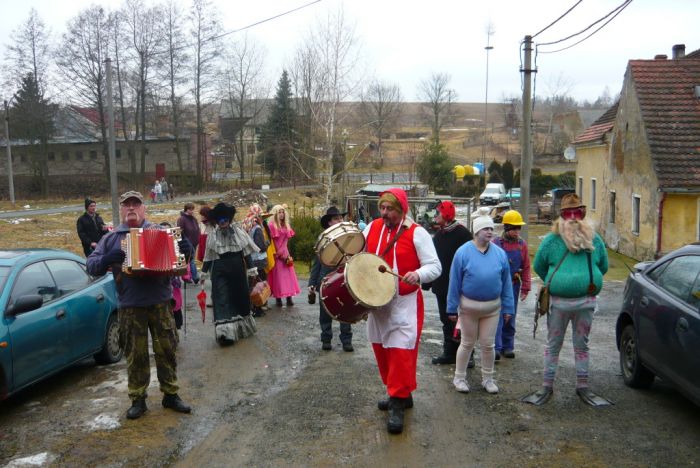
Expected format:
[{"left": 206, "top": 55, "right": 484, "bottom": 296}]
[
  {"left": 95, "top": 313, "right": 123, "bottom": 364},
  {"left": 619, "top": 324, "right": 654, "bottom": 388}
]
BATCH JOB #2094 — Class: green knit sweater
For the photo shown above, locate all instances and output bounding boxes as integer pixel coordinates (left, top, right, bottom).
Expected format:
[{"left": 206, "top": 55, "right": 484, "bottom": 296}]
[{"left": 533, "top": 232, "right": 608, "bottom": 298}]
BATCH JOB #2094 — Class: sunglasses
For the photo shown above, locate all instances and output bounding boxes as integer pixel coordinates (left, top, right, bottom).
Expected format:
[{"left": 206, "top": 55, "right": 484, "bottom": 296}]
[
  {"left": 218, "top": 218, "right": 230, "bottom": 225},
  {"left": 561, "top": 208, "right": 585, "bottom": 220}
]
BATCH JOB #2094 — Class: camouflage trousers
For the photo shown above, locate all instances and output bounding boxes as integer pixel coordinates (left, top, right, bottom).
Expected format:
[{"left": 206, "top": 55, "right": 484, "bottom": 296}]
[{"left": 119, "top": 302, "right": 179, "bottom": 400}]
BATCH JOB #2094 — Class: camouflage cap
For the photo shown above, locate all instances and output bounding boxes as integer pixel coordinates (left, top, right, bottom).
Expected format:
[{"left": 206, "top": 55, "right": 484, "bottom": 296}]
[{"left": 119, "top": 191, "right": 144, "bottom": 204}]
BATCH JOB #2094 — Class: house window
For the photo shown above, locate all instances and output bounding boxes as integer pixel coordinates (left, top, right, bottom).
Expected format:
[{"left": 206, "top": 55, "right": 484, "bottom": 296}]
[
  {"left": 578, "top": 177, "right": 583, "bottom": 200},
  {"left": 247, "top": 143, "right": 256, "bottom": 154},
  {"left": 590, "top": 178, "right": 597, "bottom": 210},
  {"left": 632, "top": 195, "right": 641, "bottom": 235},
  {"left": 48, "top": 152, "right": 55, "bottom": 161},
  {"left": 76, "top": 151, "right": 84, "bottom": 161},
  {"left": 609, "top": 191, "right": 616, "bottom": 224},
  {"left": 61, "top": 152, "right": 69, "bottom": 161},
  {"left": 90, "top": 150, "right": 97, "bottom": 160},
  {"left": 116, "top": 149, "right": 121, "bottom": 159},
  {"left": 145, "top": 148, "right": 149, "bottom": 155},
  {"left": 20, "top": 154, "right": 27, "bottom": 163}
]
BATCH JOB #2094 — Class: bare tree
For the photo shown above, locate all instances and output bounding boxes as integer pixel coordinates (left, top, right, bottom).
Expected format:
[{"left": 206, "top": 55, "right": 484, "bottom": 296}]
[
  {"left": 56, "top": 6, "right": 112, "bottom": 173},
  {"left": 189, "top": 0, "right": 222, "bottom": 183},
  {"left": 219, "top": 33, "right": 268, "bottom": 180},
  {"left": 158, "top": 0, "right": 190, "bottom": 172},
  {"left": 4, "top": 8, "right": 52, "bottom": 94},
  {"left": 359, "top": 80, "right": 402, "bottom": 167},
  {"left": 298, "top": 7, "right": 363, "bottom": 204},
  {"left": 539, "top": 73, "right": 577, "bottom": 155},
  {"left": 123, "top": 0, "right": 164, "bottom": 176},
  {"left": 4, "top": 9, "right": 54, "bottom": 195},
  {"left": 418, "top": 72, "right": 456, "bottom": 144}
]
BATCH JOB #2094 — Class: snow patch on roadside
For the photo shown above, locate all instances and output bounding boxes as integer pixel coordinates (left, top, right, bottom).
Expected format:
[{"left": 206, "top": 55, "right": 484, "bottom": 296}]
[
  {"left": 85, "top": 413, "right": 120, "bottom": 431},
  {"left": 4, "top": 452, "right": 55, "bottom": 466}
]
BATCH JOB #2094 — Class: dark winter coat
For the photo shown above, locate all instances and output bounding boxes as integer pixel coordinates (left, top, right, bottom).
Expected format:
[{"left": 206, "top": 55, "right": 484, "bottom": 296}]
[
  {"left": 76, "top": 211, "right": 107, "bottom": 256},
  {"left": 177, "top": 211, "right": 200, "bottom": 248},
  {"left": 429, "top": 221, "right": 472, "bottom": 297}
]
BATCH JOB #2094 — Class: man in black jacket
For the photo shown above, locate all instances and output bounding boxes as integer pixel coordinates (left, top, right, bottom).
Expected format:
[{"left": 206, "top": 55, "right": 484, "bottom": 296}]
[
  {"left": 427, "top": 201, "right": 473, "bottom": 365},
  {"left": 77, "top": 198, "right": 108, "bottom": 256},
  {"left": 308, "top": 207, "right": 353, "bottom": 352}
]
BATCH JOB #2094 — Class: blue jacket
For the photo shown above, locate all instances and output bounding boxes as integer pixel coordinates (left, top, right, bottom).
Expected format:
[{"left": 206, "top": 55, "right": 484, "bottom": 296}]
[
  {"left": 87, "top": 221, "right": 172, "bottom": 308},
  {"left": 446, "top": 241, "right": 515, "bottom": 316}
]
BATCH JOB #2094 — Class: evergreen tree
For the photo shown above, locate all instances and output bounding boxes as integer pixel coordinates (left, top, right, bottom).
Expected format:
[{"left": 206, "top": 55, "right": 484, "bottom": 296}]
[
  {"left": 416, "top": 142, "right": 452, "bottom": 193},
  {"left": 9, "top": 73, "right": 56, "bottom": 196},
  {"left": 487, "top": 160, "right": 503, "bottom": 183},
  {"left": 502, "top": 160, "right": 515, "bottom": 190},
  {"left": 257, "top": 71, "right": 299, "bottom": 181}
]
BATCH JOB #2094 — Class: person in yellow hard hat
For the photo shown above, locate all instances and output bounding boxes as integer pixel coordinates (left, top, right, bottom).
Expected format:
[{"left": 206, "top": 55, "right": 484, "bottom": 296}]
[{"left": 491, "top": 210, "right": 531, "bottom": 360}]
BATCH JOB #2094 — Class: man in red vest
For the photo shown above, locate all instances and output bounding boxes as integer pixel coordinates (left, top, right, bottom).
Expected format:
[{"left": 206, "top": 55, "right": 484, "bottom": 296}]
[{"left": 362, "top": 188, "right": 441, "bottom": 434}]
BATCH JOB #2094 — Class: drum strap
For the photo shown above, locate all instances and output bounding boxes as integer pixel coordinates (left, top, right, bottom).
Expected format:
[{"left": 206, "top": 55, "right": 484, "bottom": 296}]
[{"left": 381, "top": 226, "right": 405, "bottom": 258}]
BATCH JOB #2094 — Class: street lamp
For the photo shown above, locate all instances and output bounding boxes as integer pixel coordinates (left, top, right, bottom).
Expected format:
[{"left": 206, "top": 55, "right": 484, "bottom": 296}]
[
  {"left": 481, "top": 24, "right": 495, "bottom": 193},
  {"left": 3, "top": 99, "right": 16, "bottom": 208}
]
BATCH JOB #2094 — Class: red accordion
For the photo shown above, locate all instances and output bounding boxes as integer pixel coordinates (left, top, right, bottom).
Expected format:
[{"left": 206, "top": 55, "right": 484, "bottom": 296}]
[{"left": 120, "top": 227, "right": 187, "bottom": 276}]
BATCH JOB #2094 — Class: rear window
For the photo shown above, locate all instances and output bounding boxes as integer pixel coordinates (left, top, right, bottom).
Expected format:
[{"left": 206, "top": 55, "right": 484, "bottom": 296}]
[{"left": 0, "top": 266, "right": 9, "bottom": 294}]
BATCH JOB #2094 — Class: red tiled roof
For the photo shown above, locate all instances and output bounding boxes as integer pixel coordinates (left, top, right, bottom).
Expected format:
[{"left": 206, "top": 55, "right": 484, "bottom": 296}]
[
  {"left": 70, "top": 106, "right": 124, "bottom": 131},
  {"left": 572, "top": 102, "right": 618, "bottom": 144},
  {"left": 629, "top": 57, "right": 700, "bottom": 189}
]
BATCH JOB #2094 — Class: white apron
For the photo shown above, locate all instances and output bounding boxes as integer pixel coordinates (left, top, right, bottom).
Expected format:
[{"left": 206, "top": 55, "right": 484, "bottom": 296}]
[{"left": 366, "top": 223, "right": 420, "bottom": 349}]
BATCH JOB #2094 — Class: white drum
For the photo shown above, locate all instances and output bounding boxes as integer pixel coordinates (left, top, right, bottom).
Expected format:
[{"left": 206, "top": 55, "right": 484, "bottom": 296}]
[{"left": 314, "top": 221, "right": 366, "bottom": 267}]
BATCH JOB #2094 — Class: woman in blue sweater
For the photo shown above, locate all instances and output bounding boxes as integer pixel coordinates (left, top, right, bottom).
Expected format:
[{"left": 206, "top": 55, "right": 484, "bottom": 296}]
[{"left": 447, "top": 210, "right": 514, "bottom": 394}]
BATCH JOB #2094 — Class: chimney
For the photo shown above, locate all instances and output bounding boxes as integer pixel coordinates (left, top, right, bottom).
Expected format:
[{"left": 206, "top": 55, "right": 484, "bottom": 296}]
[
  {"left": 672, "top": 44, "right": 686, "bottom": 59},
  {"left": 654, "top": 54, "right": 668, "bottom": 60}
]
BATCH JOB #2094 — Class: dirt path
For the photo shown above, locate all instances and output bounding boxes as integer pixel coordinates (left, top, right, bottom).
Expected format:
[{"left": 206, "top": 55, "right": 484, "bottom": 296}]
[{"left": 2, "top": 281, "right": 699, "bottom": 467}]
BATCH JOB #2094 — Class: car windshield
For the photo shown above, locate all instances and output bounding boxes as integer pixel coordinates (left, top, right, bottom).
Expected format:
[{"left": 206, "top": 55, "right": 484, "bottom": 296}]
[
  {"left": 484, "top": 187, "right": 500, "bottom": 194},
  {"left": 0, "top": 266, "right": 10, "bottom": 294}
]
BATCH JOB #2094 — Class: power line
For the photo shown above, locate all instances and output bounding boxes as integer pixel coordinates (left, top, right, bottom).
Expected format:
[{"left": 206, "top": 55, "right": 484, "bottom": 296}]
[
  {"left": 537, "top": 0, "right": 633, "bottom": 48},
  {"left": 538, "top": 0, "right": 633, "bottom": 54},
  {"left": 166, "top": 0, "right": 322, "bottom": 54},
  {"left": 532, "top": 0, "right": 583, "bottom": 40}
]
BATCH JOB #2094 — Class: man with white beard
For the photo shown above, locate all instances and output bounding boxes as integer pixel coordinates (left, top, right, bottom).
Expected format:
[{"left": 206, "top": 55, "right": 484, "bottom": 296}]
[{"left": 521, "top": 194, "right": 611, "bottom": 406}]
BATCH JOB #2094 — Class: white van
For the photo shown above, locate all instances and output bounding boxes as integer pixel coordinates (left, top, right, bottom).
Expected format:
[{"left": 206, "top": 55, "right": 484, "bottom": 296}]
[{"left": 479, "top": 183, "right": 506, "bottom": 205}]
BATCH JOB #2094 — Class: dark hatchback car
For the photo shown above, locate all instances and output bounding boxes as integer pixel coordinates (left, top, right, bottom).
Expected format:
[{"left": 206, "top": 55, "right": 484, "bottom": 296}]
[
  {"left": 616, "top": 244, "right": 700, "bottom": 406},
  {"left": 0, "top": 249, "right": 122, "bottom": 400}
]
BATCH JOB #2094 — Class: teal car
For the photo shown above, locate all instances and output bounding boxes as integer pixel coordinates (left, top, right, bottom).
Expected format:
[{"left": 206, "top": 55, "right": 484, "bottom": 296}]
[{"left": 0, "top": 249, "right": 122, "bottom": 401}]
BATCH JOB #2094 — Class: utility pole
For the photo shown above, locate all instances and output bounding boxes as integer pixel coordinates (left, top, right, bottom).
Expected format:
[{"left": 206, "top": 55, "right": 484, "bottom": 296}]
[
  {"left": 482, "top": 25, "right": 494, "bottom": 192},
  {"left": 3, "top": 100, "right": 16, "bottom": 208},
  {"left": 105, "top": 58, "right": 119, "bottom": 224},
  {"left": 520, "top": 35, "right": 534, "bottom": 241}
]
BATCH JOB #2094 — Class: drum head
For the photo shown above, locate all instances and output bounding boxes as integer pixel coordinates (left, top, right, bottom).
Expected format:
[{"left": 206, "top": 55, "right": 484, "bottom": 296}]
[
  {"left": 344, "top": 253, "right": 396, "bottom": 308},
  {"left": 316, "top": 222, "right": 366, "bottom": 267}
]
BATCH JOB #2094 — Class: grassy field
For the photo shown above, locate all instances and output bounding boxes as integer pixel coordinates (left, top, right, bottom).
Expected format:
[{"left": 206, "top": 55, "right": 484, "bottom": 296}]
[{"left": 0, "top": 199, "right": 634, "bottom": 283}]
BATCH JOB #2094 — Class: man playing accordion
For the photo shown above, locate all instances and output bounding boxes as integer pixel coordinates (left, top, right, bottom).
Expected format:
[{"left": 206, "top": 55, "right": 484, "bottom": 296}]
[{"left": 87, "top": 190, "right": 192, "bottom": 420}]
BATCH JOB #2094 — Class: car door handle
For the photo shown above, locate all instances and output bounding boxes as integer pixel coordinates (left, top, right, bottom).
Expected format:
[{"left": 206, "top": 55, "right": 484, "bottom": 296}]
[
  {"left": 639, "top": 297, "right": 649, "bottom": 307},
  {"left": 678, "top": 318, "right": 689, "bottom": 332},
  {"left": 56, "top": 309, "right": 66, "bottom": 320},
  {"left": 96, "top": 294, "right": 105, "bottom": 303}
]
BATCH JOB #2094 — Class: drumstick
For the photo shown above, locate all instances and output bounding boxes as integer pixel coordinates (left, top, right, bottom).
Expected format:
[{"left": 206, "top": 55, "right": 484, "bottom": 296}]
[{"left": 378, "top": 265, "right": 408, "bottom": 283}]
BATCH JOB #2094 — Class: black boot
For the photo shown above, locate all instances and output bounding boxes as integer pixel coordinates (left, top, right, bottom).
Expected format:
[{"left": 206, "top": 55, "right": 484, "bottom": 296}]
[
  {"left": 286, "top": 297, "right": 294, "bottom": 307},
  {"left": 276, "top": 298, "right": 283, "bottom": 307},
  {"left": 378, "top": 393, "right": 413, "bottom": 411},
  {"left": 431, "top": 354, "right": 456, "bottom": 365},
  {"left": 162, "top": 394, "right": 191, "bottom": 414},
  {"left": 126, "top": 398, "right": 147, "bottom": 420},
  {"left": 387, "top": 397, "right": 405, "bottom": 434}
]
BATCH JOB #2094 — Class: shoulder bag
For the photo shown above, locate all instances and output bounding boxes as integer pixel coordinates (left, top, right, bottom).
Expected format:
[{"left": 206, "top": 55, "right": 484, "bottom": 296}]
[{"left": 533, "top": 251, "right": 568, "bottom": 337}]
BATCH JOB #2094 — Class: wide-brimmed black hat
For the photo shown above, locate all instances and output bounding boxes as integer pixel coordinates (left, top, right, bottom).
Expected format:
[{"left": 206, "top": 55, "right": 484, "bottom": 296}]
[
  {"left": 209, "top": 202, "right": 236, "bottom": 224},
  {"left": 320, "top": 206, "right": 348, "bottom": 229}
]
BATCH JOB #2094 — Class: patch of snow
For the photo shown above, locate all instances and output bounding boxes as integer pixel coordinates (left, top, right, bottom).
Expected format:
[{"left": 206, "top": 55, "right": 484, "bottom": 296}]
[
  {"left": 23, "top": 205, "right": 31, "bottom": 209},
  {"left": 4, "top": 452, "right": 55, "bottom": 467},
  {"left": 85, "top": 413, "right": 120, "bottom": 431},
  {"left": 4, "top": 218, "right": 32, "bottom": 224}
]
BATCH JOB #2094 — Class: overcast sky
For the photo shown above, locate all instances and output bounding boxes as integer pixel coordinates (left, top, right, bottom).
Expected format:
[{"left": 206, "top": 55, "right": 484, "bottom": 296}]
[{"left": 1, "top": 0, "right": 698, "bottom": 104}]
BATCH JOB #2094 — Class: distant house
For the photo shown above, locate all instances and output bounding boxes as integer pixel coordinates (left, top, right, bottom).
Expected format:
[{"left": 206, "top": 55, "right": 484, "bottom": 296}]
[
  {"left": 573, "top": 44, "right": 700, "bottom": 260},
  {"left": 0, "top": 106, "right": 193, "bottom": 178}
]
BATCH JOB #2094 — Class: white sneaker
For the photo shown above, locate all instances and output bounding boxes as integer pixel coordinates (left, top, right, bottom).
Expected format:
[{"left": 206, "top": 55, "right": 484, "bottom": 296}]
[
  {"left": 482, "top": 379, "right": 499, "bottom": 394},
  {"left": 453, "top": 377, "right": 470, "bottom": 393}
]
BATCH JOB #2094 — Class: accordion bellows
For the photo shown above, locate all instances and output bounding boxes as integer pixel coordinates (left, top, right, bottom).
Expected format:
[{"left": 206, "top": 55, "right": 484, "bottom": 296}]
[{"left": 121, "top": 227, "right": 187, "bottom": 276}]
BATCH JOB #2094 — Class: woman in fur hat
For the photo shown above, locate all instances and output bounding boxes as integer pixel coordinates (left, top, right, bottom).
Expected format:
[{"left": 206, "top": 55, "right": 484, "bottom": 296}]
[{"left": 201, "top": 202, "right": 259, "bottom": 345}]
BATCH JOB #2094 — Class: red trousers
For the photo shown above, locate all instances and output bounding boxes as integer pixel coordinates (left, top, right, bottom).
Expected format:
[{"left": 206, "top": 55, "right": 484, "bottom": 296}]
[{"left": 371, "top": 296, "right": 424, "bottom": 398}]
